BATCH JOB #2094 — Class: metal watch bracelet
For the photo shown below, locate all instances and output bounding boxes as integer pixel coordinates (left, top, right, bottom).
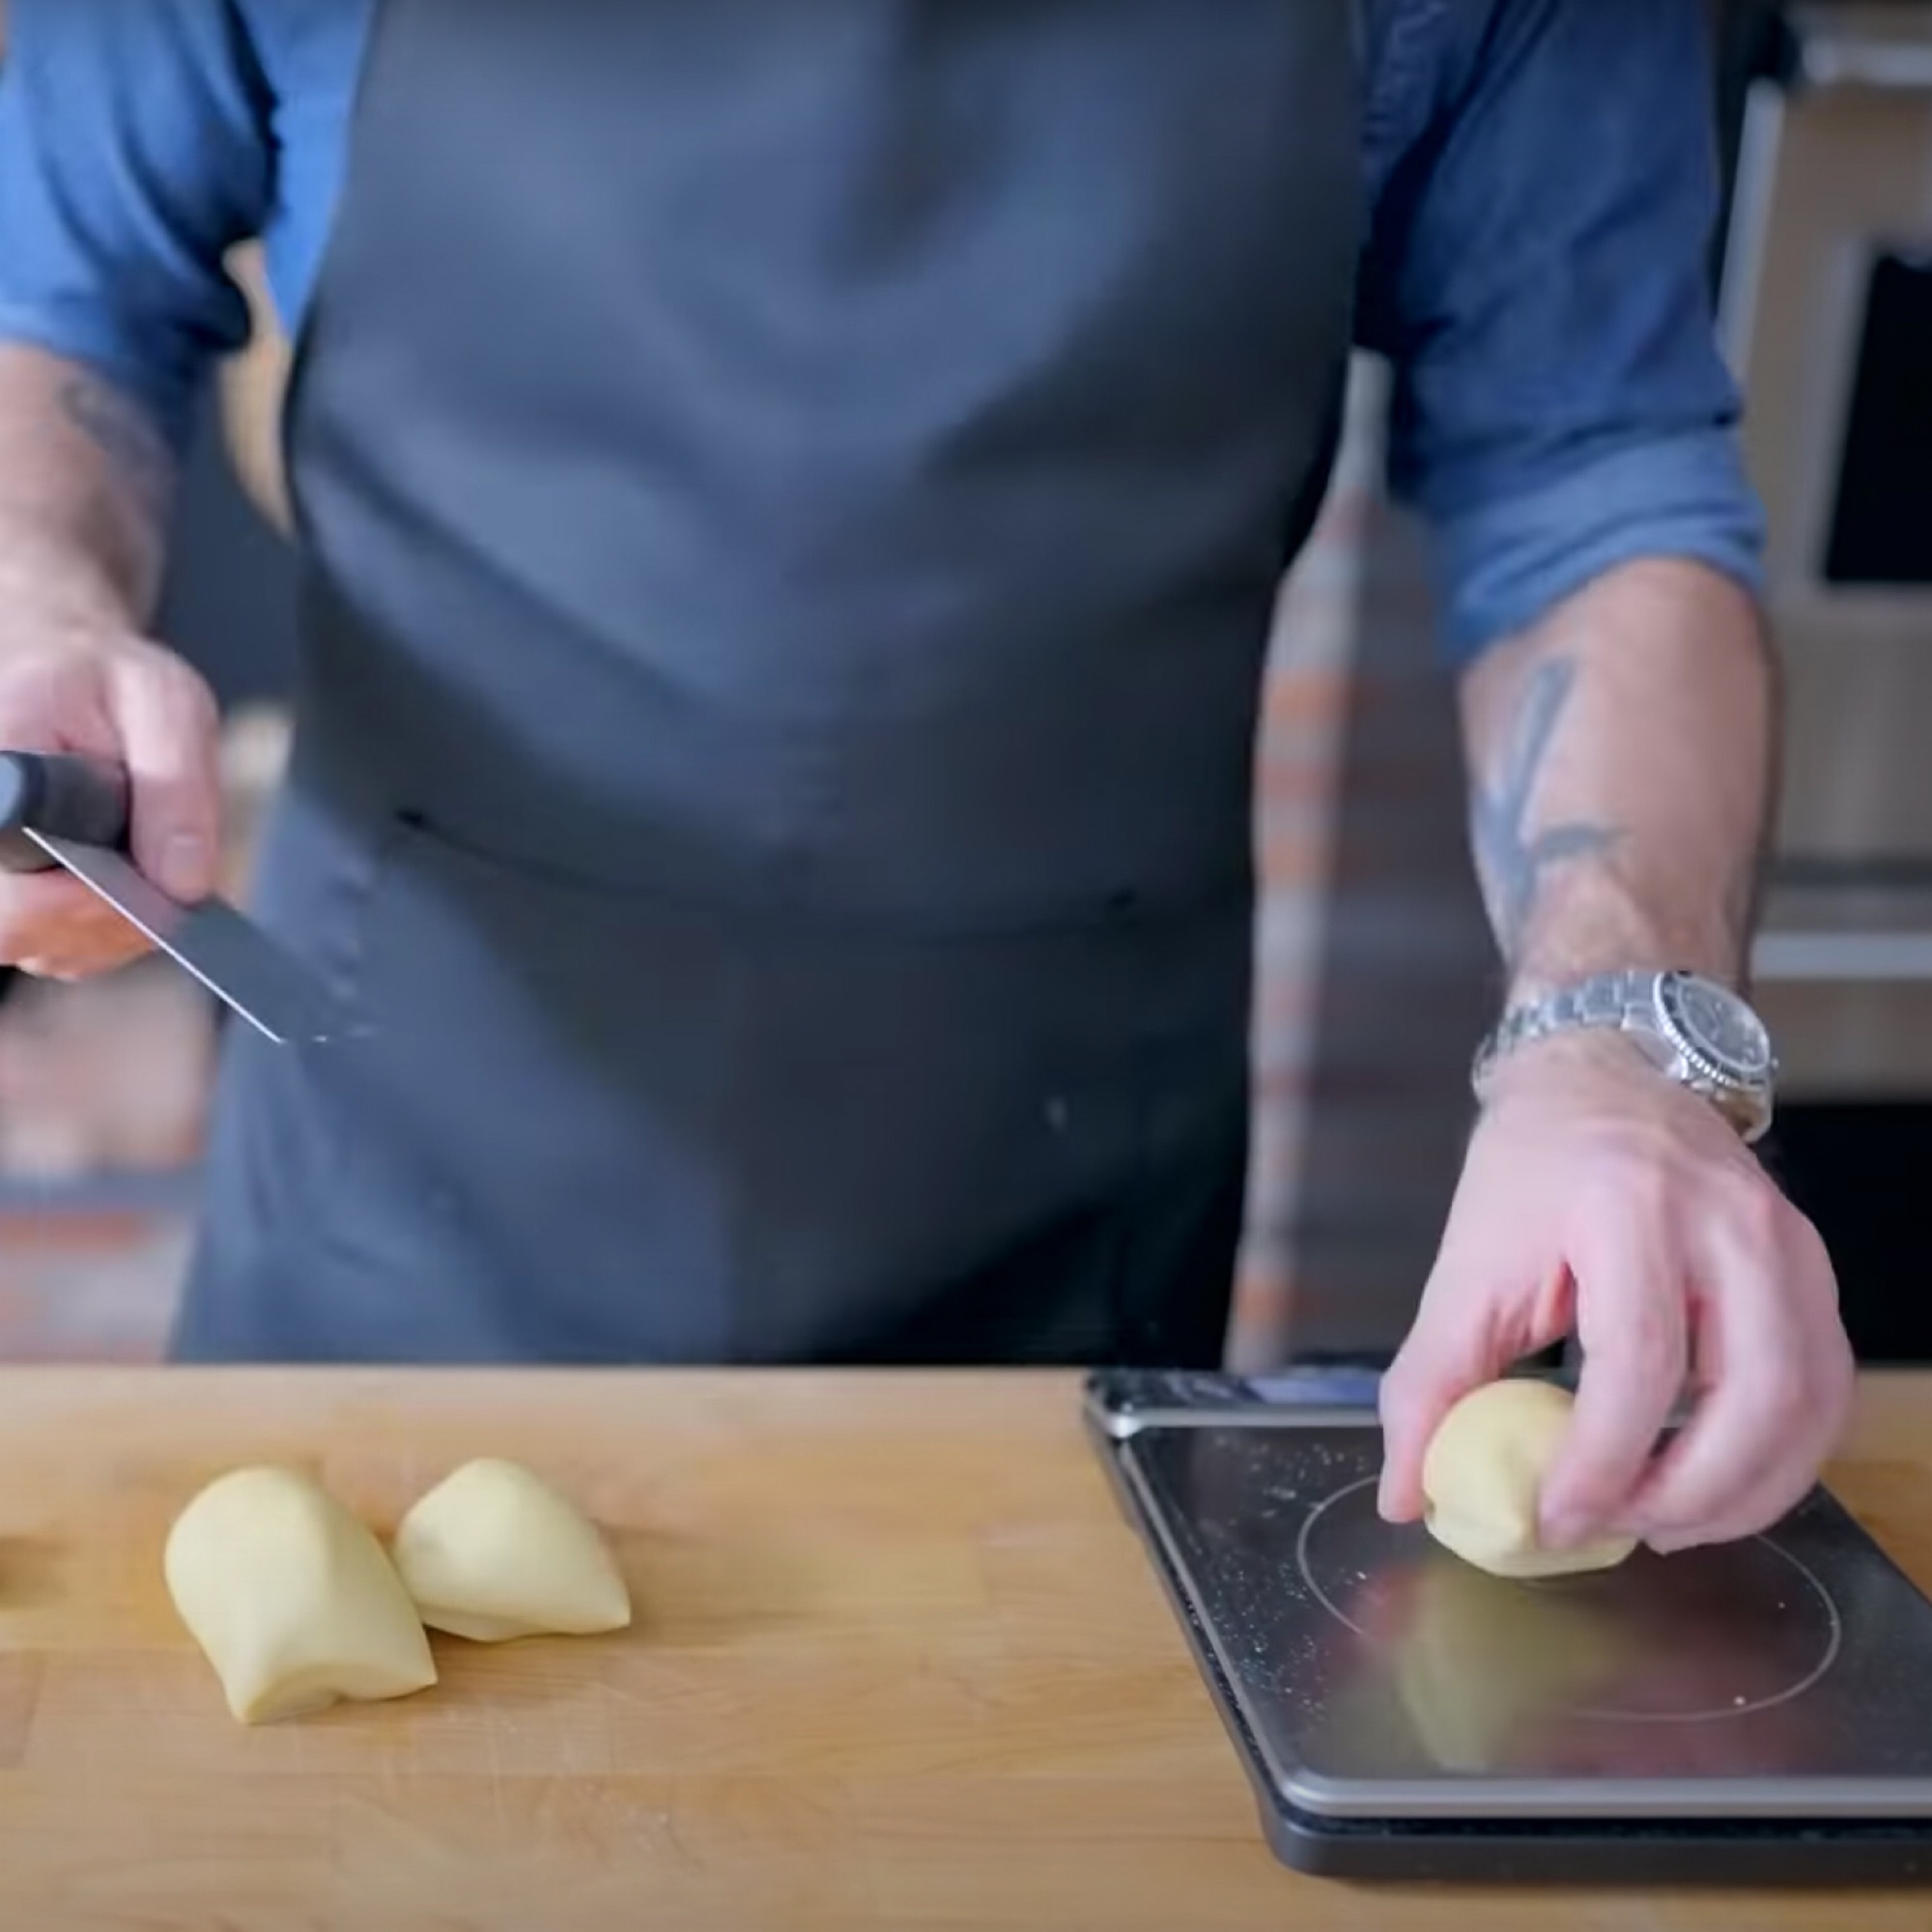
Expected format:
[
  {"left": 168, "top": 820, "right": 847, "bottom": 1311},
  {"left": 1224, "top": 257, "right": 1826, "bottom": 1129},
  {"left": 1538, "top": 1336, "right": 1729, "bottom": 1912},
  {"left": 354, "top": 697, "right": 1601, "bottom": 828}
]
[
  {"left": 1469, "top": 968, "right": 1657, "bottom": 1095},
  {"left": 1470, "top": 967, "right": 1776, "bottom": 1143}
]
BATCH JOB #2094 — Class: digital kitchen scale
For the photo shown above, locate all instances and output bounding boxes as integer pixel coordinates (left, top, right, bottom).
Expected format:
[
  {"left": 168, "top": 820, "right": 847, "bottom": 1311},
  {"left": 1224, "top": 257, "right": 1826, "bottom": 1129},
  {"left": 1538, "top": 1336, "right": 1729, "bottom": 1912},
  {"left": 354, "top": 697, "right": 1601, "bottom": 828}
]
[{"left": 1085, "top": 1368, "right": 1932, "bottom": 1884}]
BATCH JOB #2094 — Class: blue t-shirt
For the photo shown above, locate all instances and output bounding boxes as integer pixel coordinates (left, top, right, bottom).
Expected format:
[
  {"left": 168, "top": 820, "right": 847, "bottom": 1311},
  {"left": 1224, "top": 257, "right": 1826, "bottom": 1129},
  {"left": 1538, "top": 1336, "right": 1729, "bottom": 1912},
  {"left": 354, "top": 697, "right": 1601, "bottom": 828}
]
[{"left": 0, "top": 0, "right": 1763, "bottom": 662}]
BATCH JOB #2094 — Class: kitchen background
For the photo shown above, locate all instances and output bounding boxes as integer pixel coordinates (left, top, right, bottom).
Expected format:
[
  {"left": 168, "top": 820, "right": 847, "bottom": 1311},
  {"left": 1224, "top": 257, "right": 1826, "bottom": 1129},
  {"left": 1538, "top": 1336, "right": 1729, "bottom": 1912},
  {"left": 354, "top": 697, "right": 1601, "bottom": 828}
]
[{"left": 2, "top": 0, "right": 1929, "bottom": 1366}]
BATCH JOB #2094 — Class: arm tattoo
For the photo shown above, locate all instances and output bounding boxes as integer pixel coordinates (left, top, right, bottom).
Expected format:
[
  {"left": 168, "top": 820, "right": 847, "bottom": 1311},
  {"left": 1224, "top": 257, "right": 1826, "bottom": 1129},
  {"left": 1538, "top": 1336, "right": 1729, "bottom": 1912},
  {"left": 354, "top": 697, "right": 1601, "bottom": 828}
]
[
  {"left": 1468, "top": 657, "right": 1621, "bottom": 961},
  {"left": 59, "top": 375, "right": 173, "bottom": 520}
]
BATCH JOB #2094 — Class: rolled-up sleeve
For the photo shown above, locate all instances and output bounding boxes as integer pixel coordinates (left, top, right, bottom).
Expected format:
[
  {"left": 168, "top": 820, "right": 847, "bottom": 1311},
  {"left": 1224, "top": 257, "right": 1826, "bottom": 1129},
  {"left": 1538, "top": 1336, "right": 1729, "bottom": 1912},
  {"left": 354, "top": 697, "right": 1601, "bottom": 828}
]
[
  {"left": 0, "top": 0, "right": 272, "bottom": 447},
  {"left": 1358, "top": 0, "right": 1765, "bottom": 665}
]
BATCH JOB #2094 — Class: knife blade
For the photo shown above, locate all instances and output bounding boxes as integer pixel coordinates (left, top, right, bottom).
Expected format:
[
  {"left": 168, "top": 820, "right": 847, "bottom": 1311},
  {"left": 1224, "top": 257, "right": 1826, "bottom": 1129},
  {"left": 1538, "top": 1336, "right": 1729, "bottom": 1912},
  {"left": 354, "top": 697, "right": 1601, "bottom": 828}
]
[{"left": 0, "top": 750, "right": 352, "bottom": 1046}]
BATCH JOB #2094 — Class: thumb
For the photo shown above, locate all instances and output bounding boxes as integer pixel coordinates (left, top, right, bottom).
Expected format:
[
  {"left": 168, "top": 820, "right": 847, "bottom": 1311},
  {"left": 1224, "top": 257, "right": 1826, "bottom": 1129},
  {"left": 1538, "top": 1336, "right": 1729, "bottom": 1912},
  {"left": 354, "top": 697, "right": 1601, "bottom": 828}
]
[
  {"left": 105, "top": 648, "right": 222, "bottom": 900},
  {"left": 1376, "top": 1290, "right": 1499, "bottom": 1524}
]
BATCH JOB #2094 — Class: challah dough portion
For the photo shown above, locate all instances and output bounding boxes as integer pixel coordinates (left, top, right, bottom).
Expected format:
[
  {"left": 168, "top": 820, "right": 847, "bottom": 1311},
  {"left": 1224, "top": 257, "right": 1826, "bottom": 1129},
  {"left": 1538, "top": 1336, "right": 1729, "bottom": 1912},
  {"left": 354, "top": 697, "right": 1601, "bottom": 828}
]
[
  {"left": 164, "top": 1465, "right": 438, "bottom": 1724},
  {"left": 390, "top": 1458, "right": 632, "bottom": 1642},
  {"left": 1420, "top": 1378, "right": 1637, "bottom": 1579}
]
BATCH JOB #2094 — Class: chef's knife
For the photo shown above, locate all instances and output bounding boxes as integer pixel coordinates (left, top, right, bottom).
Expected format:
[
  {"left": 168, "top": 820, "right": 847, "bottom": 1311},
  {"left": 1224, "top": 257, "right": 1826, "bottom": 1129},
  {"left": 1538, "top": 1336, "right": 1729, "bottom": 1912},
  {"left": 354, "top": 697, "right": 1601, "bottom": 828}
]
[{"left": 0, "top": 750, "right": 349, "bottom": 1045}]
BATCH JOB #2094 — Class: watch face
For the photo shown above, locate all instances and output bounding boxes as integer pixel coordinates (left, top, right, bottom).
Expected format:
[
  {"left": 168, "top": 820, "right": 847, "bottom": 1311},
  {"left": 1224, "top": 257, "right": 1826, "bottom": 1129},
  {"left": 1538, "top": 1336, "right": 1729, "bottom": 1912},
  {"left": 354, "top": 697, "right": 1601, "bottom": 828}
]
[{"left": 1657, "top": 972, "right": 1775, "bottom": 1086}]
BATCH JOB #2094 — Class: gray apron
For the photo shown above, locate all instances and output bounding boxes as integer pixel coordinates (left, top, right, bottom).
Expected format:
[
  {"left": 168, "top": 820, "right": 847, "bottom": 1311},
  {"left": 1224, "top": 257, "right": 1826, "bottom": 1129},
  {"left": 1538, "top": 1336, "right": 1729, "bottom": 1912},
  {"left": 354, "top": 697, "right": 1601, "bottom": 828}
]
[{"left": 171, "top": 0, "right": 1364, "bottom": 1365}]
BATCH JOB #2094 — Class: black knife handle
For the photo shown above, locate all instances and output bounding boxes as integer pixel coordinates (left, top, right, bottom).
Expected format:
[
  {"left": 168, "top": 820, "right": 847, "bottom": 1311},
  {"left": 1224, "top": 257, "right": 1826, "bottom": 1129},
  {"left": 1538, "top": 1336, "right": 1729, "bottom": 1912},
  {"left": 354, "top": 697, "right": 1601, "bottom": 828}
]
[{"left": 0, "top": 752, "right": 131, "bottom": 874}]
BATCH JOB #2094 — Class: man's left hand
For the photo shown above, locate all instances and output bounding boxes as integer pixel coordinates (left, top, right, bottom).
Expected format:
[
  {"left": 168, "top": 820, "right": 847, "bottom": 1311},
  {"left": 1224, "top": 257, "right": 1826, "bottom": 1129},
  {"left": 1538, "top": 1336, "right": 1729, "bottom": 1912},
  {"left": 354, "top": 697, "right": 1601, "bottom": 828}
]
[{"left": 1376, "top": 1035, "right": 1855, "bottom": 1557}]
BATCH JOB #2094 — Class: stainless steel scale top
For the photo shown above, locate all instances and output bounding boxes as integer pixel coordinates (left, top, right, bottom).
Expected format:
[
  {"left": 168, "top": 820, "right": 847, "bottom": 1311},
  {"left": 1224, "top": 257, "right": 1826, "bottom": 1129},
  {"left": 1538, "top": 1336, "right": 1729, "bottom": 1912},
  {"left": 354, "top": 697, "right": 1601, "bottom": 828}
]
[{"left": 1092, "top": 1372, "right": 1932, "bottom": 1824}]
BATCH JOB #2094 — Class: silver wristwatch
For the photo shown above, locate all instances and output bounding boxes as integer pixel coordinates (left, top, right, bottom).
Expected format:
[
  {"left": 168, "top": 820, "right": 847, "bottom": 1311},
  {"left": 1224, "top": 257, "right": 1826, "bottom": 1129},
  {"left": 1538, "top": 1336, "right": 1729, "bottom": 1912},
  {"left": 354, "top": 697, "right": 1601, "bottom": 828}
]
[{"left": 1471, "top": 968, "right": 1777, "bottom": 1143}]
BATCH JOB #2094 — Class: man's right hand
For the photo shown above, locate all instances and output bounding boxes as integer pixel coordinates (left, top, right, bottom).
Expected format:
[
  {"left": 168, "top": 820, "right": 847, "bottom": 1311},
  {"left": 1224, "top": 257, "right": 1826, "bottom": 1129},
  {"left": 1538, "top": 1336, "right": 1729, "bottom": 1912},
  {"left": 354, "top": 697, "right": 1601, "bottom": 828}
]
[{"left": 0, "top": 630, "right": 221, "bottom": 979}]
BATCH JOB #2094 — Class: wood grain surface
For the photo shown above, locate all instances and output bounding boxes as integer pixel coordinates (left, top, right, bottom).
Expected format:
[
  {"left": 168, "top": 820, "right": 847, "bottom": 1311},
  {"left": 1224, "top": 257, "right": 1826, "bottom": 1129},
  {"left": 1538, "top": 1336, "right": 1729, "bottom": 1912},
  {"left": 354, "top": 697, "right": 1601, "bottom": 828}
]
[{"left": 0, "top": 1365, "right": 1926, "bottom": 1928}]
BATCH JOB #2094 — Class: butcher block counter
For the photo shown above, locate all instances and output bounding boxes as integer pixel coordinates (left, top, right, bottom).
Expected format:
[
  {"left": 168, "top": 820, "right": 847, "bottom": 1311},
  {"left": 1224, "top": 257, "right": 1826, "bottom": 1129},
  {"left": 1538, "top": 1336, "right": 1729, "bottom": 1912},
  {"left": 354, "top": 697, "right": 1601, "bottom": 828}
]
[{"left": 0, "top": 1365, "right": 1930, "bottom": 1929}]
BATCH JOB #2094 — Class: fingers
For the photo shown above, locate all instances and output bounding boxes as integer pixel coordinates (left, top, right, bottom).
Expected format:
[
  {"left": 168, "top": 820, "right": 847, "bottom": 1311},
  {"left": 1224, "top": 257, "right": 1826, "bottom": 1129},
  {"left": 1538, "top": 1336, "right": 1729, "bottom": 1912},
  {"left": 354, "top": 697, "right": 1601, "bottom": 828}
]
[
  {"left": 1377, "top": 1274, "right": 1513, "bottom": 1523},
  {"left": 1623, "top": 1360, "right": 1796, "bottom": 1554},
  {"left": 0, "top": 867, "right": 148, "bottom": 974},
  {"left": 106, "top": 648, "right": 221, "bottom": 900},
  {"left": 0, "top": 636, "right": 220, "bottom": 976},
  {"left": 0, "top": 871, "right": 154, "bottom": 977},
  {"left": 1626, "top": 1205, "right": 1852, "bottom": 1554},
  {"left": 1643, "top": 1458, "right": 1816, "bottom": 1558},
  {"left": 1537, "top": 1208, "right": 1687, "bottom": 1548},
  {"left": 1384, "top": 1038, "right": 1856, "bottom": 1565},
  {"left": 0, "top": 650, "right": 119, "bottom": 972}
]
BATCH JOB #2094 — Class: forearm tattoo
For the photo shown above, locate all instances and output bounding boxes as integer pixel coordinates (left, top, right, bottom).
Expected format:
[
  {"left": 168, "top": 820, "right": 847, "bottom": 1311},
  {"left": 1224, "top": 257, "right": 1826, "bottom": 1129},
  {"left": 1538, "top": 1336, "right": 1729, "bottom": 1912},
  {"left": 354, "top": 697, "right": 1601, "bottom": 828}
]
[
  {"left": 59, "top": 374, "right": 173, "bottom": 523},
  {"left": 1468, "top": 657, "right": 1621, "bottom": 963}
]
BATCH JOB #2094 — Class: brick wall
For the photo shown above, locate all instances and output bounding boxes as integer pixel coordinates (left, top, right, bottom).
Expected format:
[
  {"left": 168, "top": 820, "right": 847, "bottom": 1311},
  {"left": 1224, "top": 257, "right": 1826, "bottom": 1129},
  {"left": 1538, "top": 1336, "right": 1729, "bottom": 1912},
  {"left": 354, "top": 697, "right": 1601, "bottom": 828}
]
[{"left": 1232, "top": 355, "right": 1494, "bottom": 1369}]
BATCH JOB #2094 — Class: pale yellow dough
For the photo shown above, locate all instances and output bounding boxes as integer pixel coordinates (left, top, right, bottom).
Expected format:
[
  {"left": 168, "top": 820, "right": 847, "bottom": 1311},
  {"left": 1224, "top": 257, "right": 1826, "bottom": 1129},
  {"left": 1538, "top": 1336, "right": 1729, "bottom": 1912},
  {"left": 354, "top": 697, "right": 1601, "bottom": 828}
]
[
  {"left": 1420, "top": 1378, "right": 1637, "bottom": 1579},
  {"left": 163, "top": 1465, "right": 439, "bottom": 1724},
  {"left": 389, "top": 1458, "right": 632, "bottom": 1641}
]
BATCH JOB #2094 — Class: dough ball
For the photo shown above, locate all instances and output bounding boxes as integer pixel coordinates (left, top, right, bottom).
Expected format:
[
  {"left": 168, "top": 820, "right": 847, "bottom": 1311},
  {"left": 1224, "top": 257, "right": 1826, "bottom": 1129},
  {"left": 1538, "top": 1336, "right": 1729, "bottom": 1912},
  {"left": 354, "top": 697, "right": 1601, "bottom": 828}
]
[
  {"left": 1420, "top": 1378, "right": 1637, "bottom": 1579},
  {"left": 163, "top": 1465, "right": 438, "bottom": 1724},
  {"left": 390, "top": 1458, "right": 632, "bottom": 1642}
]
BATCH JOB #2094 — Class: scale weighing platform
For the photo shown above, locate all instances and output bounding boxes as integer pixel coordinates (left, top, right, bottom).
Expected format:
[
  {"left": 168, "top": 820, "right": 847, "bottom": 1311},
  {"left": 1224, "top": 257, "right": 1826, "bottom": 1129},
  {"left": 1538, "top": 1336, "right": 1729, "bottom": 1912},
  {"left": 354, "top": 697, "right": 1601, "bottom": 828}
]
[{"left": 1086, "top": 1368, "right": 1932, "bottom": 1884}]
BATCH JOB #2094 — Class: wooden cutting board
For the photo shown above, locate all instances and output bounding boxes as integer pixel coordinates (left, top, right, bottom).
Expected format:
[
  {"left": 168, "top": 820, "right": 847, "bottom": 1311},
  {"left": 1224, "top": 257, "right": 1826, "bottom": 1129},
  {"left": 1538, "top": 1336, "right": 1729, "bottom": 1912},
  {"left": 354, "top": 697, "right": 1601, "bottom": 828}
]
[{"left": 0, "top": 1364, "right": 1927, "bottom": 1931}]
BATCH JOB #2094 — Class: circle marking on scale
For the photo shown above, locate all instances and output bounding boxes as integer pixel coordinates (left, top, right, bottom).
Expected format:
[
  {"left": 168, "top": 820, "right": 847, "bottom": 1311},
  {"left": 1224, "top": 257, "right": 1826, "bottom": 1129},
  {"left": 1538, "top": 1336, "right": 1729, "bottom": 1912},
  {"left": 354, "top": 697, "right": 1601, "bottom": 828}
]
[{"left": 1294, "top": 1474, "right": 1843, "bottom": 1724}]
